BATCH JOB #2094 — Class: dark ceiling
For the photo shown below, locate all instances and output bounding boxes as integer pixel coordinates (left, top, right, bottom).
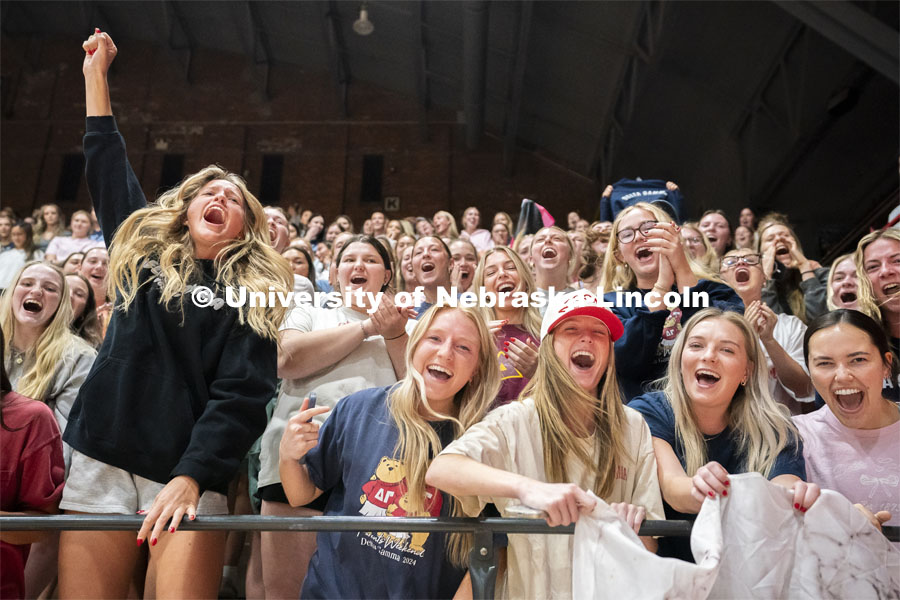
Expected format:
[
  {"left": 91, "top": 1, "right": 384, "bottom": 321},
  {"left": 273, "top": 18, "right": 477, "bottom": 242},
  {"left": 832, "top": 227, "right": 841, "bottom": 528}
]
[{"left": 2, "top": 0, "right": 898, "bottom": 259}]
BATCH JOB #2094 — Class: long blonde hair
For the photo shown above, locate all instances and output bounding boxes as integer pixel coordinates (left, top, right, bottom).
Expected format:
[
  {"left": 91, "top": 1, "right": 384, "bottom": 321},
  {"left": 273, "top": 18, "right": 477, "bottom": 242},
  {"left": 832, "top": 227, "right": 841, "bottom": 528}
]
[
  {"left": 600, "top": 203, "right": 721, "bottom": 292},
  {"left": 471, "top": 246, "right": 542, "bottom": 338},
  {"left": 826, "top": 252, "right": 879, "bottom": 318},
  {"left": 663, "top": 308, "right": 798, "bottom": 477},
  {"left": 521, "top": 327, "right": 627, "bottom": 499},
  {"left": 853, "top": 228, "right": 900, "bottom": 326},
  {"left": 433, "top": 211, "right": 460, "bottom": 239},
  {"left": 388, "top": 305, "right": 500, "bottom": 566},
  {"left": 0, "top": 262, "right": 95, "bottom": 401},
  {"left": 108, "top": 165, "right": 292, "bottom": 341}
]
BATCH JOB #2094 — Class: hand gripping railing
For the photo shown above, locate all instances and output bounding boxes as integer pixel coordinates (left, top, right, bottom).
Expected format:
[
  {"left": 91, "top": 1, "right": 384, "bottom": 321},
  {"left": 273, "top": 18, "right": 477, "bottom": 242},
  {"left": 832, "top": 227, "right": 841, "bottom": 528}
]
[{"left": 1, "top": 515, "right": 896, "bottom": 600}]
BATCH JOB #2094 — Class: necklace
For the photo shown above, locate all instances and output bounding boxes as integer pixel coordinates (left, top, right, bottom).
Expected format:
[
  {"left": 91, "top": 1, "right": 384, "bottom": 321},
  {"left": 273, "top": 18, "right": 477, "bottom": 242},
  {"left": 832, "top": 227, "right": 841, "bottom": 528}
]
[{"left": 9, "top": 347, "right": 25, "bottom": 365}]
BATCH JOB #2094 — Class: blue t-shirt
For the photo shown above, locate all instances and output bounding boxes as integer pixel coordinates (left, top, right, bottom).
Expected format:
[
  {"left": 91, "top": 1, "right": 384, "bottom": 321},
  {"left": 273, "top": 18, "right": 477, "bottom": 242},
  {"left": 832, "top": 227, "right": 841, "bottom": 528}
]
[
  {"left": 301, "top": 386, "right": 465, "bottom": 599},
  {"left": 628, "top": 391, "right": 805, "bottom": 562}
]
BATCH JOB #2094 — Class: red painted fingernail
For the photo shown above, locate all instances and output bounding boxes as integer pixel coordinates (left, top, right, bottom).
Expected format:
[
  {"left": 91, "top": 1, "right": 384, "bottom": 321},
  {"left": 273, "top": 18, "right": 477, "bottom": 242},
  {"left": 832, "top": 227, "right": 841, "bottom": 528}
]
[
  {"left": 724, "top": 480, "right": 730, "bottom": 486},
  {"left": 169, "top": 526, "right": 175, "bottom": 533},
  {"left": 801, "top": 507, "right": 807, "bottom": 513},
  {"left": 136, "top": 538, "right": 143, "bottom": 547},
  {"left": 794, "top": 503, "right": 800, "bottom": 509},
  {"left": 88, "top": 50, "right": 95, "bottom": 56},
  {"left": 503, "top": 353, "right": 509, "bottom": 358},
  {"left": 708, "top": 491, "right": 715, "bottom": 497},
  {"left": 189, "top": 515, "right": 196, "bottom": 521},
  {"left": 722, "top": 490, "right": 727, "bottom": 496},
  {"left": 151, "top": 538, "right": 157, "bottom": 546},
  {"left": 95, "top": 28, "right": 100, "bottom": 33}
]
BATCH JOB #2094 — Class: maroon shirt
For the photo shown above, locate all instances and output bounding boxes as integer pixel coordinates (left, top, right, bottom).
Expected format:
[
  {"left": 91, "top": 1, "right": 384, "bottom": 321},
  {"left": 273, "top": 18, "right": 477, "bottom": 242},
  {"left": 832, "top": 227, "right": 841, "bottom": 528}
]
[
  {"left": 1, "top": 392, "right": 64, "bottom": 599},
  {"left": 491, "top": 324, "right": 540, "bottom": 411}
]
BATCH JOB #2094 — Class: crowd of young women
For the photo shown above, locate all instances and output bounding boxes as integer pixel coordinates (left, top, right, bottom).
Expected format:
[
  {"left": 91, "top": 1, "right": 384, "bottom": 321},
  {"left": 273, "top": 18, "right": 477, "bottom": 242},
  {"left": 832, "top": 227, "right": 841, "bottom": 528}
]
[{"left": 1, "top": 29, "right": 897, "bottom": 600}]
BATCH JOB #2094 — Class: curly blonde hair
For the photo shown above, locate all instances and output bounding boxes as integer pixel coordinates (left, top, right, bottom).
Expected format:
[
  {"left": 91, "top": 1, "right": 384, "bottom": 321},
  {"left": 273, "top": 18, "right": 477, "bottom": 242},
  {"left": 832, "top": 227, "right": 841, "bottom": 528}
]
[{"left": 108, "top": 165, "right": 292, "bottom": 341}]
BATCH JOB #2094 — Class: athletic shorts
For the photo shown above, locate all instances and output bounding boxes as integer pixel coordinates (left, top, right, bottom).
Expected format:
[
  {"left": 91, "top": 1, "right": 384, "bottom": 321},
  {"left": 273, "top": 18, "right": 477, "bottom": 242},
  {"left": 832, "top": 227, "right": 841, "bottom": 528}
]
[{"left": 60, "top": 449, "right": 228, "bottom": 515}]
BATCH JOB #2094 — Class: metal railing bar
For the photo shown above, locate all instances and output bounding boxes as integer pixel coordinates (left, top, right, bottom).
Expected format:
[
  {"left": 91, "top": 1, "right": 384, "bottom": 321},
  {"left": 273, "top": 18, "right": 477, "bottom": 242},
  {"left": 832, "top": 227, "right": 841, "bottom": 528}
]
[{"left": 0, "top": 515, "right": 689, "bottom": 537}]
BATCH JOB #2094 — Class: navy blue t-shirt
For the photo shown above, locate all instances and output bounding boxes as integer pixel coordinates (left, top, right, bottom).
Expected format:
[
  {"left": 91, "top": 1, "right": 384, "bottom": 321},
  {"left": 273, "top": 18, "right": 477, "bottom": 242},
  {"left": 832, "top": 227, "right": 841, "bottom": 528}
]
[
  {"left": 301, "top": 386, "right": 465, "bottom": 599},
  {"left": 629, "top": 391, "right": 806, "bottom": 562}
]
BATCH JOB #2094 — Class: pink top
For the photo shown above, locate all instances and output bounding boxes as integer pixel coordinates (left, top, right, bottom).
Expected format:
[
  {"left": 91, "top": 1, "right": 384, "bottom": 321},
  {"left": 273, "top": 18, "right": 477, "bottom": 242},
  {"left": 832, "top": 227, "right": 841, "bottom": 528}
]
[
  {"left": 45, "top": 236, "right": 104, "bottom": 261},
  {"left": 793, "top": 405, "right": 900, "bottom": 527}
]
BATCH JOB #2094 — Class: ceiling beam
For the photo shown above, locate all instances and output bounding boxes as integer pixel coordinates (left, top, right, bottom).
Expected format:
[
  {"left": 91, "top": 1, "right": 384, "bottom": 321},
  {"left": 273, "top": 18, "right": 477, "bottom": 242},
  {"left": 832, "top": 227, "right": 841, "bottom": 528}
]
[
  {"left": 246, "top": 1, "right": 274, "bottom": 99},
  {"left": 773, "top": 0, "right": 899, "bottom": 85},
  {"left": 502, "top": 0, "right": 533, "bottom": 175},
  {"left": 587, "top": 1, "right": 666, "bottom": 184},
  {"left": 163, "top": 1, "right": 195, "bottom": 83},
  {"left": 462, "top": 1, "right": 488, "bottom": 150},
  {"left": 321, "top": 0, "right": 350, "bottom": 118},
  {"left": 413, "top": 1, "right": 430, "bottom": 141}
]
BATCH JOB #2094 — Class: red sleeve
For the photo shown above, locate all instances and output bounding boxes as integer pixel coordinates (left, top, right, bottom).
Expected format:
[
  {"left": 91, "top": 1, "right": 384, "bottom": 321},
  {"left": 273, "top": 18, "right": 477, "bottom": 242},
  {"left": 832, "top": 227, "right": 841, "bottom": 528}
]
[{"left": 17, "top": 409, "right": 65, "bottom": 512}]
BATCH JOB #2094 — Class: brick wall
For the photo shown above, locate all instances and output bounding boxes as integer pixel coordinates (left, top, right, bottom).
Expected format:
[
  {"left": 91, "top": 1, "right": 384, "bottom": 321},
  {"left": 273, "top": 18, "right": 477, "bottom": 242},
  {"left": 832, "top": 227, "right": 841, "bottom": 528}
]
[{"left": 1, "top": 35, "right": 598, "bottom": 228}]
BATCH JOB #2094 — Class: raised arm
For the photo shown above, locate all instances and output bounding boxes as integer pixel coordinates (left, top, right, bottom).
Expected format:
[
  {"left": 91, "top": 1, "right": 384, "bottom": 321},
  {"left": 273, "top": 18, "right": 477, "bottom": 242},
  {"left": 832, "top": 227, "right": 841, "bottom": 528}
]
[{"left": 81, "top": 31, "right": 146, "bottom": 243}]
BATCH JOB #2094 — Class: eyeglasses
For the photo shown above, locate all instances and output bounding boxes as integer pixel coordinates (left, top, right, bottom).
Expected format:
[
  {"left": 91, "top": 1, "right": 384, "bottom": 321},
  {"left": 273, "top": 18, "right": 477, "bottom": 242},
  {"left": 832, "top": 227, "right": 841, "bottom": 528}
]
[
  {"left": 721, "top": 254, "right": 761, "bottom": 268},
  {"left": 683, "top": 236, "right": 703, "bottom": 246},
  {"left": 616, "top": 220, "right": 657, "bottom": 244}
]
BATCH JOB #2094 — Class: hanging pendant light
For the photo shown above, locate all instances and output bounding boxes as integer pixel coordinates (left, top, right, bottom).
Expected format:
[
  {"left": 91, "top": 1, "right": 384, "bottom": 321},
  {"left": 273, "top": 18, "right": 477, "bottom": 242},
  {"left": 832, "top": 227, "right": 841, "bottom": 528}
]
[{"left": 353, "top": 4, "right": 374, "bottom": 36}]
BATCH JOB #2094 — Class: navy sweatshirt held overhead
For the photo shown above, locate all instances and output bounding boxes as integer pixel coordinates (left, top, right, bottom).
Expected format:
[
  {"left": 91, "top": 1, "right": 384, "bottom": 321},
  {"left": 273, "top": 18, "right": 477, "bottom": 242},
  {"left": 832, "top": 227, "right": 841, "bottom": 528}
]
[{"left": 63, "top": 116, "right": 277, "bottom": 495}]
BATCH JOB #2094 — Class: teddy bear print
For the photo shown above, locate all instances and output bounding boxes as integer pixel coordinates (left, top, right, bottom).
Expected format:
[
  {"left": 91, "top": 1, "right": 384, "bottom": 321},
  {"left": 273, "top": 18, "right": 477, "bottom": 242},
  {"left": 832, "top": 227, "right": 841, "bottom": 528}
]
[{"left": 359, "top": 457, "right": 407, "bottom": 517}]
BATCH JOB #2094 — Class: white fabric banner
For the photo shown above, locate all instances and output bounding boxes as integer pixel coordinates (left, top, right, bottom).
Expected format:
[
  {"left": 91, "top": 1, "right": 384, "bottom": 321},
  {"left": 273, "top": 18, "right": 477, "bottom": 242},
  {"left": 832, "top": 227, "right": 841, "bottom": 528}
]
[{"left": 573, "top": 473, "right": 899, "bottom": 599}]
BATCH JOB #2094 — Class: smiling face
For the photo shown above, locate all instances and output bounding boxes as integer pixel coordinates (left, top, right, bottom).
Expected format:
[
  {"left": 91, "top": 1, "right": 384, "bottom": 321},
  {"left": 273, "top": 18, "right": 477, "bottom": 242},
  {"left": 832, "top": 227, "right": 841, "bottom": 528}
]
[
  {"left": 550, "top": 315, "right": 611, "bottom": 396},
  {"left": 66, "top": 274, "right": 90, "bottom": 320},
  {"left": 720, "top": 249, "right": 764, "bottom": 298},
  {"left": 831, "top": 257, "right": 859, "bottom": 310},
  {"left": 530, "top": 227, "right": 571, "bottom": 275},
  {"left": 79, "top": 248, "right": 109, "bottom": 298},
  {"left": 680, "top": 318, "right": 750, "bottom": 412},
  {"left": 413, "top": 237, "right": 451, "bottom": 290},
  {"left": 185, "top": 179, "right": 246, "bottom": 259},
  {"left": 263, "top": 207, "right": 290, "bottom": 253},
  {"left": 336, "top": 241, "right": 390, "bottom": 298},
  {"left": 432, "top": 212, "right": 450, "bottom": 236},
  {"left": 400, "top": 247, "right": 417, "bottom": 285},
  {"left": 614, "top": 209, "right": 658, "bottom": 283},
  {"left": 807, "top": 323, "right": 893, "bottom": 429},
  {"left": 370, "top": 212, "right": 386, "bottom": 233},
  {"left": 463, "top": 207, "right": 480, "bottom": 231},
  {"left": 412, "top": 309, "right": 481, "bottom": 407},
  {"left": 70, "top": 212, "right": 92, "bottom": 239},
  {"left": 759, "top": 223, "right": 796, "bottom": 266},
  {"left": 482, "top": 250, "right": 521, "bottom": 298},
  {"left": 12, "top": 264, "right": 64, "bottom": 330},
  {"left": 450, "top": 240, "right": 477, "bottom": 289},
  {"left": 699, "top": 213, "right": 731, "bottom": 256},
  {"left": 862, "top": 237, "right": 900, "bottom": 315}
]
